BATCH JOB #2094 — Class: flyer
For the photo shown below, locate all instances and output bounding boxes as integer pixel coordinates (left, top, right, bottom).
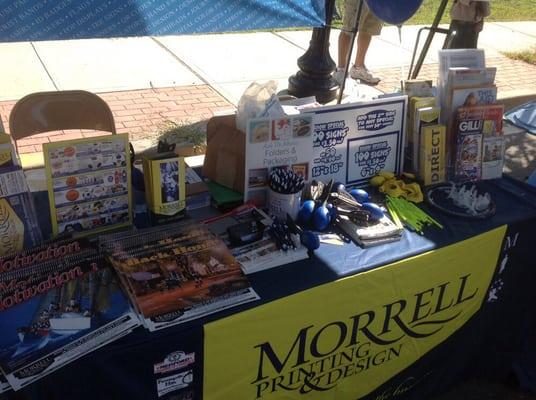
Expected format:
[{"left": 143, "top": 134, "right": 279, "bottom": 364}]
[
  {"left": 43, "top": 134, "right": 132, "bottom": 237},
  {"left": 0, "top": 261, "right": 139, "bottom": 390},
  {"left": 244, "top": 115, "right": 314, "bottom": 206},
  {"left": 305, "top": 97, "right": 407, "bottom": 187}
]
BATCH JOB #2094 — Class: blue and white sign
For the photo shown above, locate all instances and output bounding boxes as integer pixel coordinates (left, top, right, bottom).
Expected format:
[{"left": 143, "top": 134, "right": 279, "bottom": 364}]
[
  {"left": 306, "top": 97, "right": 408, "bottom": 187},
  {"left": 0, "top": 0, "right": 325, "bottom": 42}
]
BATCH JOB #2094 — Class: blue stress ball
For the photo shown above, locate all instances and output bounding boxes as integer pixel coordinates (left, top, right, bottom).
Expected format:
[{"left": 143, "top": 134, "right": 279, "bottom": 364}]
[
  {"left": 362, "top": 202, "right": 384, "bottom": 221},
  {"left": 349, "top": 188, "right": 369, "bottom": 204},
  {"left": 297, "top": 200, "right": 315, "bottom": 224},
  {"left": 313, "top": 205, "right": 331, "bottom": 231},
  {"left": 332, "top": 182, "right": 345, "bottom": 193}
]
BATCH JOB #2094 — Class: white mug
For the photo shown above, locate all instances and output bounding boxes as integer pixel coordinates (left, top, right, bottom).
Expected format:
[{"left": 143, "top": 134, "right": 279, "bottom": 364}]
[{"left": 267, "top": 189, "right": 301, "bottom": 221}]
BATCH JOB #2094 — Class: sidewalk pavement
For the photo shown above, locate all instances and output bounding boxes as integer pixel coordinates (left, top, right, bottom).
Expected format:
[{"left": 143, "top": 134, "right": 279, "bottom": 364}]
[{"left": 0, "top": 21, "right": 535, "bottom": 172}]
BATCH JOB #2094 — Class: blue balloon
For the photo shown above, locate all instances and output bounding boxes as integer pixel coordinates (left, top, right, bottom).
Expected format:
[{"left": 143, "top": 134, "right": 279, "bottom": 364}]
[
  {"left": 362, "top": 202, "right": 384, "bottom": 221},
  {"left": 349, "top": 188, "right": 369, "bottom": 204},
  {"left": 313, "top": 206, "right": 331, "bottom": 231},
  {"left": 297, "top": 200, "right": 316, "bottom": 224},
  {"left": 365, "top": 0, "right": 423, "bottom": 25}
]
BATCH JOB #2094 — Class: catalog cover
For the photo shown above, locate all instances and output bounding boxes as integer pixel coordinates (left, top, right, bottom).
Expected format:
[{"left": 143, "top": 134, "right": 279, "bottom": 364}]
[
  {"left": 456, "top": 105, "right": 503, "bottom": 136},
  {"left": 455, "top": 133, "right": 482, "bottom": 181},
  {"left": 43, "top": 134, "right": 132, "bottom": 238},
  {"left": 103, "top": 223, "right": 259, "bottom": 331},
  {"left": 0, "top": 264, "right": 139, "bottom": 390},
  {"left": 151, "top": 156, "right": 186, "bottom": 216},
  {"left": 482, "top": 136, "right": 505, "bottom": 180},
  {"left": 0, "top": 252, "right": 103, "bottom": 307},
  {"left": 0, "top": 168, "right": 42, "bottom": 256}
]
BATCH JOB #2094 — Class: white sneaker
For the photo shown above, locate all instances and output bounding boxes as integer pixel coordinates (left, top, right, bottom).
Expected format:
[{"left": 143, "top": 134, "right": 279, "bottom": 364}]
[
  {"left": 350, "top": 65, "right": 381, "bottom": 85},
  {"left": 333, "top": 68, "right": 345, "bottom": 85}
]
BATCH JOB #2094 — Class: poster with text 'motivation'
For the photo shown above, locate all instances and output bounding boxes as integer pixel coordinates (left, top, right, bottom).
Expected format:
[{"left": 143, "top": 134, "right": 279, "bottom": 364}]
[{"left": 305, "top": 97, "right": 407, "bottom": 188}]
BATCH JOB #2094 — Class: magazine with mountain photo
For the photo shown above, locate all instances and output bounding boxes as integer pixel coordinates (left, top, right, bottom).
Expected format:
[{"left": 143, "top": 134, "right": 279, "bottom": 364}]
[
  {"left": 0, "top": 253, "right": 139, "bottom": 390},
  {"left": 102, "top": 223, "right": 259, "bottom": 331}
]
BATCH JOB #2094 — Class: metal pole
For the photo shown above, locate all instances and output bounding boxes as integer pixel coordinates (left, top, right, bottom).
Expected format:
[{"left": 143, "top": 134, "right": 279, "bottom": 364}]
[
  {"left": 287, "top": 0, "right": 338, "bottom": 104},
  {"left": 336, "top": 0, "right": 364, "bottom": 104},
  {"left": 409, "top": 0, "right": 450, "bottom": 79}
]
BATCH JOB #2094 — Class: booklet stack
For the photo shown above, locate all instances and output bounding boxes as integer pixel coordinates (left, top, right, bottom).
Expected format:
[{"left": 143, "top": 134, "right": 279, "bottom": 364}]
[
  {"left": 437, "top": 49, "right": 504, "bottom": 181},
  {"left": 101, "top": 222, "right": 259, "bottom": 331},
  {"left": 0, "top": 239, "right": 140, "bottom": 391},
  {"left": 204, "top": 204, "right": 309, "bottom": 275}
]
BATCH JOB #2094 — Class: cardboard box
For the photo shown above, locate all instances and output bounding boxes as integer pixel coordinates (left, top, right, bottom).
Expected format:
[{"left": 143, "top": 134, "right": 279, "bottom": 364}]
[{"left": 202, "top": 114, "right": 245, "bottom": 193}]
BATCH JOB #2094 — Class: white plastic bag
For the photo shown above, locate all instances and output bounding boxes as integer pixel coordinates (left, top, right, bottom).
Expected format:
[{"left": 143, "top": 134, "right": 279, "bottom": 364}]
[{"left": 235, "top": 80, "right": 278, "bottom": 133}]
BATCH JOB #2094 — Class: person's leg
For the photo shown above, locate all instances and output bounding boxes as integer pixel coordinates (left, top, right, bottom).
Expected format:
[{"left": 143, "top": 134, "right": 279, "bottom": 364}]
[
  {"left": 338, "top": 30, "right": 351, "bottom": 68},
  {"left": 354, "top": 31, "right": 372, "bottom": 68},
  {"left": 348, "top": 1, "right": 382, "bottom": 84}
]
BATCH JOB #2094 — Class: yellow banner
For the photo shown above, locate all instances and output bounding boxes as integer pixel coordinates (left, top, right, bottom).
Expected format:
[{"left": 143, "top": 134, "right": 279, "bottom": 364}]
[{"left": 204, "top": 226, "right": 506, "bottom": 400}]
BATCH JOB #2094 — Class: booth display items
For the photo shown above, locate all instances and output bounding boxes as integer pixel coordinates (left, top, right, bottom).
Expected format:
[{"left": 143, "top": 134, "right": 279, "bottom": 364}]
[
  {"left": 101, "top": 222, "right": 259, "bottom": 332},
  {"left": 244, "top": 115, "right": 313, "bottom": 207},
  {"left": 0, "top": 243, "right": 139, "bottom": 390},
  {"left": 204, "top": 204, "right": 309, "bottom": 274},
  {"left": 412, "top": 105, "right": 440, "bottom": 173},
  {"left": 142, "top": 152, "right": 186, "bottom": 224},
  {"left": 425, "top": 182, "right": 495, "bottom": 219},
  {"left": 184, "top": 166, "right": 210, "bottom": 211},
  {"left": 0, "top": 167, "right": 42, "bottom": 256},
  {"left": 43, "top": 134, "right": 132, "bottom": 237},
  {"left": 305, "top": 96, "right": 407, "bottom": 188}
]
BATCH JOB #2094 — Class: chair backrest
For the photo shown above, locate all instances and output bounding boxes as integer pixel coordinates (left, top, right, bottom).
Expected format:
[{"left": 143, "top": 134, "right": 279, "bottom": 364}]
[{"left": 9, "top": 90, "right": 116, "bottom": 149}]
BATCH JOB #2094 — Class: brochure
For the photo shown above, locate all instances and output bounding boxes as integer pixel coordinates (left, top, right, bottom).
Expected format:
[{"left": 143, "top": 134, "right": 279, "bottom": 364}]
[
  {"left": 0, "top": 167, "right": 42, "bottom": 256},
  {"left": 244, "top": 115, "right": 314, "bottom": 207},
  {"left": 43, "top": 134, "right": 132, "bottom": 238},
  {"left": 143, "top": 152, "right": 186, "bottom": 223},
  {"left": 0, "top": 254, "right": 139, "bottom": 390},
  {"left": 101, "top": 223, "right": 259, "bottom": 331},
  {"left": 203, "top": 204, "right": 309, "bottom": 275}
]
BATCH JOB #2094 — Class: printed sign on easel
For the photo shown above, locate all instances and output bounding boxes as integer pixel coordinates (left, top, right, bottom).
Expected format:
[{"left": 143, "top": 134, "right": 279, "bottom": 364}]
[
  {"left": 244, "top": 115, "right": 314, "bottom": 206},
  {"left": 305, "top": 96, "right": 407, "bottom": 187}
]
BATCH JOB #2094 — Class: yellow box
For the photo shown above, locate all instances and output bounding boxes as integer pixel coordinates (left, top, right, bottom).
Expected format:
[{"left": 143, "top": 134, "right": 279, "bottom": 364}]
[{"left": 419, "top": 124, "right": 446, "bottom": 186}]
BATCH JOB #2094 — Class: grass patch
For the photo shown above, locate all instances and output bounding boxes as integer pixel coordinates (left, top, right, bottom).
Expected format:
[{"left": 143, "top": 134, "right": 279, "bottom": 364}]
[
  {"left": 503, "top": 47, "right": 536, "bottom": 65},
  {"left": 333, "top": 0, "right": 536, "bottom": 27}
]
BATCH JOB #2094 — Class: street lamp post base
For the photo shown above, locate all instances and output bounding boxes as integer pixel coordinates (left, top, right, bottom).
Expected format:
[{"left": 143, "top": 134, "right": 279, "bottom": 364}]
[{"left": 288, "top": 70, "right": 338, "bottom": 104}]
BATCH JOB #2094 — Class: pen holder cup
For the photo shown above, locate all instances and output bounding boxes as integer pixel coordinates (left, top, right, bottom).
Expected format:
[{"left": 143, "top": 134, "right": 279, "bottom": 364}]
[{"left": 267, "top": 189, "right": 301, "bottom": 221}]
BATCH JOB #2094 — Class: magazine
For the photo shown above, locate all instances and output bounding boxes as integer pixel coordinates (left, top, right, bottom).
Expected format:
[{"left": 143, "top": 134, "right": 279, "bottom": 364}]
[
  {"left": 43, "top": 134, "right": 133, "bottom": 238},
  {"left": 454, "top": 105, "right": 504, "bottom": 181},
  {"left": 203, "top": 204, "right": 309, "bottom": 274},
  {"left": 0, "top": 253, "right": 139, "bottom": 390},
  {"left": 0, "top": 167, "right": 42, "bottom": 256},
  {"left": 143, "top": 152, "right": 186, "bottom": 224},
  {"left": 481, "top": 136, "right": 505, "bottom": 180},
  {"left": 0, "top": 372, "right": 10, "bottom": 393},
  {"left": 101, "top": 223, "right": 259, "bottom": 331}
]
